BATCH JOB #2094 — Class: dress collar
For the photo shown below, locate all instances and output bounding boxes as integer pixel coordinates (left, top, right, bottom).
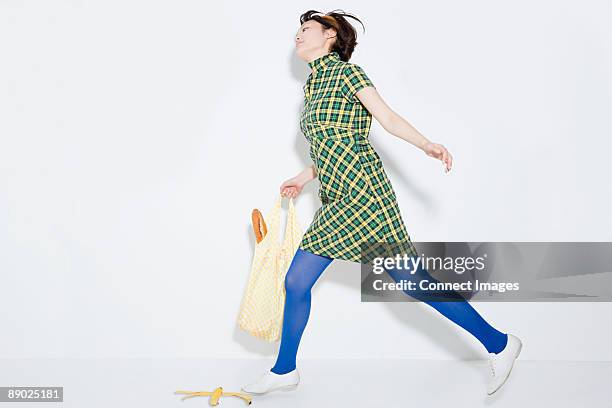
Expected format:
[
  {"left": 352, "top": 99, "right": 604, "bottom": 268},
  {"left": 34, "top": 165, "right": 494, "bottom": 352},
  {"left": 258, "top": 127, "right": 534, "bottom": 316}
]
[{"left": 308, "top": 51, "right": 340, "bottom": 75}]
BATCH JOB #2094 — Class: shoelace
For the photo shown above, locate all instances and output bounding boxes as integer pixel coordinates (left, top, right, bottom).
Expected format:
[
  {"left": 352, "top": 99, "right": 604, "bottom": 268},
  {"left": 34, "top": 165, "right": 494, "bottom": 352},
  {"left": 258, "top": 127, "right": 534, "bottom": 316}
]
[{"left": 489, "top": 358, "right": 497, "bottom": 377}]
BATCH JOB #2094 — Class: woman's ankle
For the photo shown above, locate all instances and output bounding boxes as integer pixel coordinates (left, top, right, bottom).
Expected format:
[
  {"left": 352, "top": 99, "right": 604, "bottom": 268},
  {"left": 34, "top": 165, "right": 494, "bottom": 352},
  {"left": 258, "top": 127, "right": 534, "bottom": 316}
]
[{"left": 270, "top": 365, "right": 296, "bottom": 375}]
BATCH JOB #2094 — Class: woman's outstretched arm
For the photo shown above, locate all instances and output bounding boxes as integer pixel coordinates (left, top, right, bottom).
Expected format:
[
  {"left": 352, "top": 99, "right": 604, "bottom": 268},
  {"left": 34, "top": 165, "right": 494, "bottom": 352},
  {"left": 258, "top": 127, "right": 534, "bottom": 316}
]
[{"left": 355, "top": 87, "right": 453, "bottom": 173}]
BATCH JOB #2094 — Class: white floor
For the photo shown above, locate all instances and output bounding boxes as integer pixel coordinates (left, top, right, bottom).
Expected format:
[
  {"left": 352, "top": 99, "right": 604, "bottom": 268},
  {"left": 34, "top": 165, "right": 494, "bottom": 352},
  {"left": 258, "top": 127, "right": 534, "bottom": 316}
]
[{"left": 1, "top": 358, "right": 609, "bottom": 407}]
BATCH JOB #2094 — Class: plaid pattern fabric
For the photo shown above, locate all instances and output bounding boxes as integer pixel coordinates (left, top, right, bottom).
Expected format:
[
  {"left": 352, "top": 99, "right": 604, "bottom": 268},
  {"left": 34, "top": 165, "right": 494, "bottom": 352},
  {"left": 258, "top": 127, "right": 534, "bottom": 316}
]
[{"left": 298, "top": 51, "right": 418, "bottom": 263}]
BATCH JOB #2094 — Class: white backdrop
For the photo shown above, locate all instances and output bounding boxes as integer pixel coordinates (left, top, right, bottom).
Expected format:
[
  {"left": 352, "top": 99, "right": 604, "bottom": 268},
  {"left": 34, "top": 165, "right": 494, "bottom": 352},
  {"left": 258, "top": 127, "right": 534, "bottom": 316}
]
[{"left": 1, "top": 0, "right": 611, "bottom": 361}]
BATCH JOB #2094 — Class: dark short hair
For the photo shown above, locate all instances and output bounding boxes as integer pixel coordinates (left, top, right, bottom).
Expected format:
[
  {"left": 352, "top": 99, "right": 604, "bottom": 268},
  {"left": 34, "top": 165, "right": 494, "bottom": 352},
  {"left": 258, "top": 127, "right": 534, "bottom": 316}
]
[{"left": 299, "top": 9, "right": 366, "bottom": 61}]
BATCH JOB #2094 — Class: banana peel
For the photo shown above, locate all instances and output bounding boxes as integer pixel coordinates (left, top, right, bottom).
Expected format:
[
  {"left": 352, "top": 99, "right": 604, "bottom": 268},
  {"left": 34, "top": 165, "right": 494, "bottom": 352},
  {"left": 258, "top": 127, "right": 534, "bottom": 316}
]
[{"left": 175, "top": 386, "right": 252, "bottom": 405}]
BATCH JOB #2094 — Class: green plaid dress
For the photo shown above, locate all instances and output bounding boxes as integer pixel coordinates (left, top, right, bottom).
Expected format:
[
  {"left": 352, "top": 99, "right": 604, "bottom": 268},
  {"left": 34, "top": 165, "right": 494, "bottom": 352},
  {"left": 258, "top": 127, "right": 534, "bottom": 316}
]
[{"left": 298, "top": 51, "right": 418, "bottom": 263}]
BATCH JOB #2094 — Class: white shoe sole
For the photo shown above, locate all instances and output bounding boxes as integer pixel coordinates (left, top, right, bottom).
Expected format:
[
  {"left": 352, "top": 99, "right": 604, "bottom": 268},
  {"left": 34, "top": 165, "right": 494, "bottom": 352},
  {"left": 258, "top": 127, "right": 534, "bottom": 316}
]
[
  {"left": 241, "top": 383, "right": 298, "bottom": 396},
  {"left": 487, "top": 339, "right": 523, "bottom": 395}
]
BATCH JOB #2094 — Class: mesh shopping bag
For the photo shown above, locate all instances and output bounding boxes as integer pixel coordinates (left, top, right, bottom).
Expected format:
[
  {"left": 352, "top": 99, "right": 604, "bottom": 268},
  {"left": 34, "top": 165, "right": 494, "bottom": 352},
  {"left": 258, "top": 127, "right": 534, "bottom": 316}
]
[{"left": 237, "top": 194, "right": 304, "bottom": 342}]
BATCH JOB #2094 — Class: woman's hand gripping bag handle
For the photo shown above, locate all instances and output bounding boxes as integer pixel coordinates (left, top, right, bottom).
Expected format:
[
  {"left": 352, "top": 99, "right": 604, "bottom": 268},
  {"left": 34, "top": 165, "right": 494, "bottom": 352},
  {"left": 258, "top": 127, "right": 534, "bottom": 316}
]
[{"left": 237, "top": 194, "right": 304, "bottom": 342}]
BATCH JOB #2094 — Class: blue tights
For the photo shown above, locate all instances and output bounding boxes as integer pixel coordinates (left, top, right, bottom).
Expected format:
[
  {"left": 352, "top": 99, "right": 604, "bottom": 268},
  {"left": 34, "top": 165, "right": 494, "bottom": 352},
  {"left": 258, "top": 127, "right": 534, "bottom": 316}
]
[{"left": 270, "top": 248, "right": 508, "bottom": 375}]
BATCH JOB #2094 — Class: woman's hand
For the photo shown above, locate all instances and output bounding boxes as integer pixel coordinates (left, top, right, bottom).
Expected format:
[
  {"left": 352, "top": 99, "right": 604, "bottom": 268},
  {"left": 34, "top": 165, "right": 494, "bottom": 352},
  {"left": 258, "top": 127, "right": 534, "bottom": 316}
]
[
  {"left": 280, "top": 165, "right": 317, "bottom": 198},
  {"left": 422, "top": 142, "right": 453, "bottom": 173},
  {"left": 280, "top": 177, "right": 305, "bottom": 198}
]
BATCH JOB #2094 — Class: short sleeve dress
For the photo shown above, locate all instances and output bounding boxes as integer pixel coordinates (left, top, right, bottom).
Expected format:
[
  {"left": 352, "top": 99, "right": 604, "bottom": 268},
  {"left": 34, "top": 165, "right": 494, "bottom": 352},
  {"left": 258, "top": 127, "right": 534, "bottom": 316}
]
[{"left": 298, "top": 51, "right": 418, "bottom": 264}]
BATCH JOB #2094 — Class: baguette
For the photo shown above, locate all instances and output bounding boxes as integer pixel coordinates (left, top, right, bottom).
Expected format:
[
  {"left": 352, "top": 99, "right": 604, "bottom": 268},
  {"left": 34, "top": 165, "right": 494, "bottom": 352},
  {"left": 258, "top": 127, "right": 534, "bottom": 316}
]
[{"left": 251, "top": 209, "right": 268, "bottom": 243}]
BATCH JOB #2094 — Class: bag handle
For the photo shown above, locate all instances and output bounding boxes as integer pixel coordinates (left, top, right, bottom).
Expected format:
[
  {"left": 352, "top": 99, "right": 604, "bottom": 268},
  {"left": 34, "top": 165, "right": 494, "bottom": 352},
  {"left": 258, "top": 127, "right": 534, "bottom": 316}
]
[
  {"left": 265, "top": 194, "right": 295, "bottom": 245},
  {"left": 281, "top": 195, "right": 300, "bottom": 248}
]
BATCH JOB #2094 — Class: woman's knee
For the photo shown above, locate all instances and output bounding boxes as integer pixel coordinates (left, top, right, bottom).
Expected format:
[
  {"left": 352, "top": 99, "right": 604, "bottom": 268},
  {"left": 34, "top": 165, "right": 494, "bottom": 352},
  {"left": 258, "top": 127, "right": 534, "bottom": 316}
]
[{"left": 284, "top": 267, "right": 308, "bottom": 297}]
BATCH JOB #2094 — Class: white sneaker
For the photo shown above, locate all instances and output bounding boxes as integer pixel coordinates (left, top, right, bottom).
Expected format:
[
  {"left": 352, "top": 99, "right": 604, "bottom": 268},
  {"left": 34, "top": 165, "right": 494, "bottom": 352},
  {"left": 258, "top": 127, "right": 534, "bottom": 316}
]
[
  {"left": 487, "top": 333, "right": 522, "bottom": 395},
  {"left": 241, "top": 368, "right": 300, "bottom": 395}
]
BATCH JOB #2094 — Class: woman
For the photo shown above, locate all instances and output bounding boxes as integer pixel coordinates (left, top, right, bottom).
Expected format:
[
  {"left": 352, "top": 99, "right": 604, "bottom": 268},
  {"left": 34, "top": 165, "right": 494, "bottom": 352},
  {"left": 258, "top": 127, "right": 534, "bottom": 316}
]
[{"left": 242, "top": 9, "right": 522, "bottom": 397}]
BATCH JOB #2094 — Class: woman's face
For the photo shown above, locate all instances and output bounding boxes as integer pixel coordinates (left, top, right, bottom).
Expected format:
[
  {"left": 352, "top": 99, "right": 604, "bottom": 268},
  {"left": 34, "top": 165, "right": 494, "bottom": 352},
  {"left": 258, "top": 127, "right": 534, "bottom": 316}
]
[{"left": 294, "top": 20, "right": 335, "bottom": 60}]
